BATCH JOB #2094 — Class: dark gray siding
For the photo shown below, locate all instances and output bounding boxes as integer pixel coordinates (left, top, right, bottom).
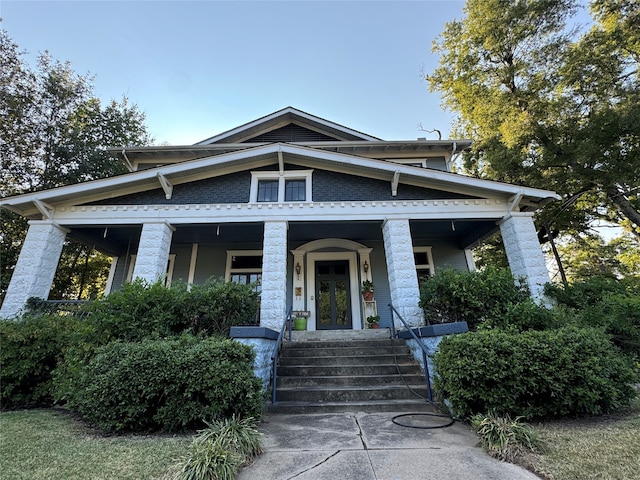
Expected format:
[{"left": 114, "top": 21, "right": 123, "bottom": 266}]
[
  {"left": 88, "top": 166, "right": 475, "bottom": 206},
  {"left": 91, "top": 171, "right": 250, "bottom": 205},
  {"left": 312, "top": 169, "right": 471, "bottom": 202},
  {"left": 247, "top": 124, "right": 341, "bottom": 143}
]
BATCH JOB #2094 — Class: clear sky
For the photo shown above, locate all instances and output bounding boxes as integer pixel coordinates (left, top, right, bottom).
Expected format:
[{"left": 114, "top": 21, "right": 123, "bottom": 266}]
[{"left": 1, "top": 0, "right": 467, "bottom": 145}]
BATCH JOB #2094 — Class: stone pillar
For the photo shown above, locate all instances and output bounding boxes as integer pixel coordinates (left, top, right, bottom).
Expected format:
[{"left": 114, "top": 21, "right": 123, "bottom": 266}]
[
  {"left": 499, "top": 213, "right": 550, "bottom": 302},
  {"left": 382, "top": 218, "right": 423, "bottom": 327},
  {"left": 260, "top": 221, "right": 288, "bottom": 330},
  {"left": 132, "top": 221, "right": 175, "bottom": 284},
  {"left": 0, "top": 220, "right": 68, "bottom": 318}
]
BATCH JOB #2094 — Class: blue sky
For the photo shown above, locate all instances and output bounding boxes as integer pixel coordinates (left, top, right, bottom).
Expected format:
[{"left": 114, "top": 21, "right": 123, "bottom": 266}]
[{"left": 1, "top": 0, "right": 467, "bottom": 145}]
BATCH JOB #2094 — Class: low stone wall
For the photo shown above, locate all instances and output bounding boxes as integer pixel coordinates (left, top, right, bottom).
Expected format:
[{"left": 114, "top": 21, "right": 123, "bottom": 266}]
[{"left": 230, "top": 327, "right": 279, "bottom": 390}]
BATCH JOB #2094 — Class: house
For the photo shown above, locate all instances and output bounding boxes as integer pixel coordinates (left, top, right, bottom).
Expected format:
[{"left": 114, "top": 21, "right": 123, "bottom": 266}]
[{"left": 0, "top": 107, "right": 559, "bottom": 330}]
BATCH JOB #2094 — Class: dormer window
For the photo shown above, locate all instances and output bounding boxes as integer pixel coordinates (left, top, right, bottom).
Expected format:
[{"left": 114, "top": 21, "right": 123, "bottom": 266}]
[{"left": 250, "top": 170, "right": 313, "bottom": 203}]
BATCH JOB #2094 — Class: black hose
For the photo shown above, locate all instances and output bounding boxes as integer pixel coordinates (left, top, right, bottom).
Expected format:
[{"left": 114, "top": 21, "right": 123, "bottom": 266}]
[{"left": 387, "top": 328, "right": 456, "bottom": 430}]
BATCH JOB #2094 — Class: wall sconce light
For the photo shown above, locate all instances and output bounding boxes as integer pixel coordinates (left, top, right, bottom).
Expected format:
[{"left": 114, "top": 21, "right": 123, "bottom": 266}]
[
  {"left": 295, "top": 262, "right": 301, "bottom": 278},
  {"left": 363, "top": 260, "right": 369, "bottom": 273}
]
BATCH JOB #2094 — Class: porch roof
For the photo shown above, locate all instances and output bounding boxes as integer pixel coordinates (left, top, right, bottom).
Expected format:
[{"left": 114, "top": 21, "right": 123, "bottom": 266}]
[{"left": 1, "top": 143, "right": 559, "bottom": 219}]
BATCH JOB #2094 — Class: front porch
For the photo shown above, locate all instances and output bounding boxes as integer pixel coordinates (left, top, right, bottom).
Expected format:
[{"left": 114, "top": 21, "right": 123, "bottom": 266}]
[{"left": 1, "top": 212, "right": 550, "bottom": 326}]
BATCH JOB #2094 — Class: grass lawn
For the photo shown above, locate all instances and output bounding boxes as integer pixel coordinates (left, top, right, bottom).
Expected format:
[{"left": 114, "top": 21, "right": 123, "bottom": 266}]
[
  {"left": 0, "top": 409, "right": 192, "bottom": 480},
  {"left": 530, "top": 396, "right": 640, "bottom": 480}
]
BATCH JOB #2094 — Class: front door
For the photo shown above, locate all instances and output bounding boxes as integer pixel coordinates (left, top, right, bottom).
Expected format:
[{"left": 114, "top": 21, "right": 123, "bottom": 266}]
[{"left": 315, "top": 260, "right": 352, "bottom": 330}]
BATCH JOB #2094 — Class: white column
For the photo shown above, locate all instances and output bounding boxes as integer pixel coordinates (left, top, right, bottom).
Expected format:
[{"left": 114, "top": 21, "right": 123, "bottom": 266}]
[
  {"left": 1, "top": 220, "right": 68, "bottom": 318},
  {"left": 382, "top": 218, "right": 423, "bottom": 327},
  {"left": 132, "top": 221, "right": 175, "bottom": 284},
  {"left": 499, "top": 213, "right": 550, "bottom": 302},
  {"left": 260, "top": 221, "right": 288, "bottom": 330}
]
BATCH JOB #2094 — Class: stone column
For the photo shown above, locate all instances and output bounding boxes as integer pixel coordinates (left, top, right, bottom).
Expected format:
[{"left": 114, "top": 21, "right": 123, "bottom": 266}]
[
  {"left": 498, "top": 213, "right": 550, "bottom": 302},
  {"left": 382, "top": 218, "right": 423, "bottom": 327},
  {"left": 260, "top": 221, "right": 288, "bottom": 330},
  {"left": 0, "top": 220, "right": 68, "bottom": 318},
  {"left": 132, "top": 221, "right": 175, "bottom": 284}
]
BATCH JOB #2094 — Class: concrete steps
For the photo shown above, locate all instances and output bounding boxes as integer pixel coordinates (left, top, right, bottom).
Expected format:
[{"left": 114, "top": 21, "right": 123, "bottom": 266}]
[{"left": 267, "top": 330, "right": 431, "bottom": 414}]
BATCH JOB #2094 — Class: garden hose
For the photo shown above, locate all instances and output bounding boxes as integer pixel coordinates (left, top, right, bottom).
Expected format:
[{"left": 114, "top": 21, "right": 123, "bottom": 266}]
[{"left": 387, "top": 328, "right": 456, "bottom": 429}]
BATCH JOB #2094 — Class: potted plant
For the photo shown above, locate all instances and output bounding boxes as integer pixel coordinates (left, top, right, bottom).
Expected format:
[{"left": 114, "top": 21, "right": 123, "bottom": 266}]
[
  {"left": 362, "top": 280, "right": 375, "bottom": 301},
  {"left": 366, "top": 315, "right": 380, "bottom": 329},
  {"left": 293, "top": 317, "right": 307, "bottom": 331}
]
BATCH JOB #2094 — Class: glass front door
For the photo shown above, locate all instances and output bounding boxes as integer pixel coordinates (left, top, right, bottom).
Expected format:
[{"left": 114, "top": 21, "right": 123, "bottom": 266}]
[{"left": 315, "top": 260, "right": 352, "bottom": 330}]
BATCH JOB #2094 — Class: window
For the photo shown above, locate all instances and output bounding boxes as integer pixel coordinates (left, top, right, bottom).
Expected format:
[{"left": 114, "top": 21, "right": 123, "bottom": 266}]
[
  {"left": 226, "top": 250, "right": 263, "bottom": 293},
  {"left": 250, "top": 170, "right": 313, "bottom": 203},
  {"left": 413, "top": 247, "right": 434, "bottom": 284},
  {"left": 257, "top": 180, "right": 279, "bottom": 202},
  {"left": 285, "top": 179, "right": 306, "bottom": 201}
]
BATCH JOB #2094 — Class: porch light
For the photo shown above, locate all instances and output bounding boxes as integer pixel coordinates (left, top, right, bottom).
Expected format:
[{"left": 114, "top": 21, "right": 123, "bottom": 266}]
[
  {"left": 363, "top": 260, "right": 369, "bottom": 273},
  {"left": 295, "top": 262, "right": 301, "bottom": 278}
]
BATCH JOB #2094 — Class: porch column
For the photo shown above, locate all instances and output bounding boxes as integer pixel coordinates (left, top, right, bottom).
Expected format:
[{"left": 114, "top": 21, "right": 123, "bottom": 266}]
[
  {"left": 498, "top": 213, "right": 550, "bottom": 302},
  {"left": 0, "top": 220, "right": 69, "bottom": 318},
  {"left": 382, "top": 218, "right": 423, "bottom": 327},
  {"left": 132, "top": 221, "right": 175, "bottom": 284},
  {"left": 260, "top": 221, "right": 288, "bottom": 330}
]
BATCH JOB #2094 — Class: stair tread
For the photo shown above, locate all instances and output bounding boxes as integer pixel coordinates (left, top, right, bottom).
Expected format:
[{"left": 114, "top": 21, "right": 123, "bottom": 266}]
[{"left": 277, "top": 384, "right": 426, "bottom": 391}]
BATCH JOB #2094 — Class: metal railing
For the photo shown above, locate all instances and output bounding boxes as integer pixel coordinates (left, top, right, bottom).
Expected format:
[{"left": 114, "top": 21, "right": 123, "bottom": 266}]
[
  {"left": 270, "top": 307, "right": 293, "bottom": 404},
  {"left": 388, "top": 303, "right": 434, "bottom": 402}
]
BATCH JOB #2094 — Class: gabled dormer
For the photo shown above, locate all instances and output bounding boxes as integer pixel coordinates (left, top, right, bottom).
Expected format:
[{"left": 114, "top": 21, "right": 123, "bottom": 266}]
[{"left": 196, "top": 107, "right": 380, "bottom": 144}]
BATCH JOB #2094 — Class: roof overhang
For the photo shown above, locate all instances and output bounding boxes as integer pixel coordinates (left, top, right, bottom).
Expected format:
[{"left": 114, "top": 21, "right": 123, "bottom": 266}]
[
  {"left": 108, "top": 139, "right": 473, "bottom": 171},
  {"left": 195, "top": 107, "right": 382, "bottom": 144},
  {"left": 1, "top": 143, "right": 560, "bottom": 219}
]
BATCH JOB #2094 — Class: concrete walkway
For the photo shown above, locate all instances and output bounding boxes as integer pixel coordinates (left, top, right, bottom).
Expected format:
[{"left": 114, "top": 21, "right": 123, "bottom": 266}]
[{"left": 238, "top": 411, "right": 540, "bottom": 480}]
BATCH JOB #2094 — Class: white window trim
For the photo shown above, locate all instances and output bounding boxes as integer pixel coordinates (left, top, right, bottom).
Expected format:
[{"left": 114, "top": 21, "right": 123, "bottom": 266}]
[
  {"left": 250, "top": 170, "right": 313, "bottom": 203},
  {"left": 225, "top": 250, "right": 263, "bottom": 281},
  {"left": 126, "top": 254, "right": 176, "bottom": 286},
  {"left": 413, "top": 246, "right": 434, "bottom": 277}
]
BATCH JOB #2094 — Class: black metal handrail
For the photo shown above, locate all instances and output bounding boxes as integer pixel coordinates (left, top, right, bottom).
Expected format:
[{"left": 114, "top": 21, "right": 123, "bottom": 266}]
[
  {"left": 270, "top": 307, "right": 293, "bottom": 404},
  {"left": 388, "top": 303, "right": 434, "bottom": 401}
]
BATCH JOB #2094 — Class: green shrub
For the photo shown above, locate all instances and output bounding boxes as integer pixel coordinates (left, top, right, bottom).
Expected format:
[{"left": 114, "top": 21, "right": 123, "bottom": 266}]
[
  {"left": 181, "top": 280, "right": 259, "bottom": 337},
  {"left": 433, "top": 327, "right": 638, "bottom": 420},
  {"left": 86, "top": 279, "right": 189, "bottom": 342},
  {"left": 177, "top": 438, "right": 242, "bottom": 480},
  {"left": 86, "top": 278, "right": 259, "bottom": 342},
  {"left": 420, "top": 267, "right": 530, "bottom": 330},
  {"left": 0, "top": 315, "right": 91, "bottom": 410},
  {"left": 175, "top": 415, "right": 262, "bottom": 480},
  {"left": 546, "top": 276, "right": 640, "bottom": 359},
  {"left": 471, "top": 412, "right": 543, "bottom": 462},
  {"left": 65, "top": 336, "right": 264, "bottom": 432},
  {"left": 482, "top": 299, "right": 561, "bottom": 332},
  {"left": 196, "top": 416, "right": 263, "bottom": 464}
]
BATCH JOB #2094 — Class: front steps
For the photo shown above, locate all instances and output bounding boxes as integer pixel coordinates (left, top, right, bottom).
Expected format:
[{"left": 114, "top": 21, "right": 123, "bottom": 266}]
[{"left": 267, "top": 330, "right": 433, "bottom": 414}]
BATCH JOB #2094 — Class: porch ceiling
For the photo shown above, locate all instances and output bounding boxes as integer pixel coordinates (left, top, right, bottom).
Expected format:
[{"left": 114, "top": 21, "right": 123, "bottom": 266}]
[{"left": 66, "top": 219, "right": 498, "bottom": 257}]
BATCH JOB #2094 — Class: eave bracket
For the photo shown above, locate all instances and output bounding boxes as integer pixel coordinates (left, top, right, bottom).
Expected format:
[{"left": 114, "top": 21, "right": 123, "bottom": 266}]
[
  {"left": 391, "top": 170, "right": 400, "bottom": 197},
  {"left": 157, "top": 173, "right": 173, "bottom": 200}
]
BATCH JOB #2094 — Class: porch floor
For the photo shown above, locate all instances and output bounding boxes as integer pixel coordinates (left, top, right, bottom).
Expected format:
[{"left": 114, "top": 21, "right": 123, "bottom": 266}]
[{"left": 287, "top": 328, "right": 392, "bottom": 342}]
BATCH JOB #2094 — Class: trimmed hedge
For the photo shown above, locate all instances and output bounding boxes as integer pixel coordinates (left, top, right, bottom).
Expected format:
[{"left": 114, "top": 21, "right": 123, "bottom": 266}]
[
  {"left": 0, "top": 315, "right": 91, "bottom": 410},
  {"left": 64, "top": 336, "right": 263, "bottom": 432},
  {"left": 433, "top": 326, "right": 638, "bottom": 420}
]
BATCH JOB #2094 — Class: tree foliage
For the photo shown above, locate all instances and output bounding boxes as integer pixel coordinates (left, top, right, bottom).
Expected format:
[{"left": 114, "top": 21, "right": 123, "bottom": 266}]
[
  {"left": 427, "top": 0, "right": 640, "bottom": 242},
  {"left": 0, "top": 28, "right": 151, "bottom": 302}
]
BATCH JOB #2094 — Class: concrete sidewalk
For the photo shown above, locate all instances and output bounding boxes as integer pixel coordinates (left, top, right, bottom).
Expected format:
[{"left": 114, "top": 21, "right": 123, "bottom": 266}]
[{"left": 238, "top": 412, "right": 540, "bottom": 480}]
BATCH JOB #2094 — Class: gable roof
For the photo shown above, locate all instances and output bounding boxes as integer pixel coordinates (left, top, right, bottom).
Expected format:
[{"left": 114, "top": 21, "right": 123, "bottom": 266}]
[
  {"left": 1, "top": 142, "right": 560, "bottom": 219},
  {"left": 195, "top": 107, "right": 381, "bottom": 144}
]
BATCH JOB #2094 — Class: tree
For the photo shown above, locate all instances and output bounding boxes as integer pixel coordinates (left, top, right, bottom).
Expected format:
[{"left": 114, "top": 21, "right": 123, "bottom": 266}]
[
  {"left": 0, "top": 28, "right": 151, "bottom": 303},
  {"left": 427, "top": 0, "right": 640, "bottom": 245}
]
